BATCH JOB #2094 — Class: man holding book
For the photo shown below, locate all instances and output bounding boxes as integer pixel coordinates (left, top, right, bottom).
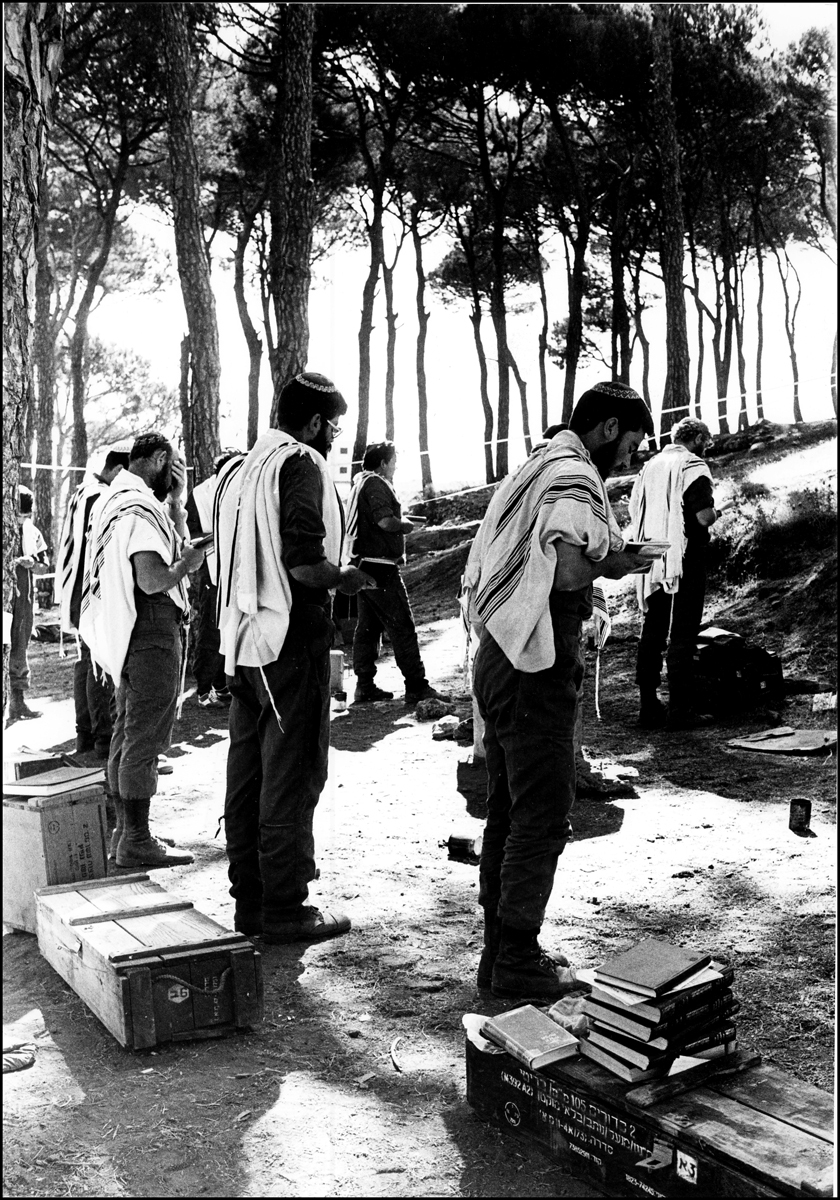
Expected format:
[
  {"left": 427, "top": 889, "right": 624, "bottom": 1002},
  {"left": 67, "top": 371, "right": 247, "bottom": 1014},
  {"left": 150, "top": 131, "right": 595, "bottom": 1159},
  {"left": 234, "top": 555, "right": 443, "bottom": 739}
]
[
  {"left": 345, "top": 440, "right": 447, "bottom": 706},
  {"left": 462, "top": 382, "right": 655, "bottom": 1001},
  {"left": 215, "top": 373, "right": 376, "bottom": 943}
]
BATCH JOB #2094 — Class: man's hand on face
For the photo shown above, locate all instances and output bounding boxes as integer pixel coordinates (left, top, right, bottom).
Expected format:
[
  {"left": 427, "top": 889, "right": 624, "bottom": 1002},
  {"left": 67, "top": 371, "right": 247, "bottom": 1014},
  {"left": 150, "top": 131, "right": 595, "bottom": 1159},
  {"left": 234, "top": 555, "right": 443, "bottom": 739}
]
[{"left": 168, "top": 452, "right": 187, "bottom": 501}]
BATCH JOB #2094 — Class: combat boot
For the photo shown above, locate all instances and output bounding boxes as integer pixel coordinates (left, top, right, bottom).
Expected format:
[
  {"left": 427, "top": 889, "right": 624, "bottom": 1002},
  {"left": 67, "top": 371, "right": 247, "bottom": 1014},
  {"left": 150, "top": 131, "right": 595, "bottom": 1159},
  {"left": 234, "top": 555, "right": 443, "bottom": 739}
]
[
  {"left": 491, "top": 924, "right": 574, "bottom": 1002},
  {"left": 107, "top": 795, "right": 124, "bottom": 862},
  {"left": 476, "top": 905, "right": 502, "bottom": 989},
  {"left": 8, "top": 689, "right": 40, "bottom": 722},
  {"left": 116, "top": 797, "right": 194, "bottom": 868}
]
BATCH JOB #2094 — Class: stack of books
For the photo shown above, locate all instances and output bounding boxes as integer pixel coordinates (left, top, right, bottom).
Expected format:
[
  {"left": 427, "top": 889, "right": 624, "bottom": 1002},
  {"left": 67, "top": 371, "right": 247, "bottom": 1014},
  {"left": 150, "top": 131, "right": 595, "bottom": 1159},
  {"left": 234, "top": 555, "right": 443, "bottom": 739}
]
[{"left": 578, "top": 939, "right": 738, "bottom": 1083}]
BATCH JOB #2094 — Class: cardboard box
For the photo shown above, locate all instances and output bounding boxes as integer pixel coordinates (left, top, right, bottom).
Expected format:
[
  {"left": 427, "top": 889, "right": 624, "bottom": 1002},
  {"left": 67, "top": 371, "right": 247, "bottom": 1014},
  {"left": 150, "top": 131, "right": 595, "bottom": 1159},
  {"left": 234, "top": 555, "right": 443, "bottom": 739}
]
[
  {"left": 465, "top": 1037, "right": 833, "bottom": 1198},
  {"left": 3, "top": 784, "right": 107, "bottom": 932},
  {"left": 36, "top": 874, "right": 263, "bottom": 1049}
]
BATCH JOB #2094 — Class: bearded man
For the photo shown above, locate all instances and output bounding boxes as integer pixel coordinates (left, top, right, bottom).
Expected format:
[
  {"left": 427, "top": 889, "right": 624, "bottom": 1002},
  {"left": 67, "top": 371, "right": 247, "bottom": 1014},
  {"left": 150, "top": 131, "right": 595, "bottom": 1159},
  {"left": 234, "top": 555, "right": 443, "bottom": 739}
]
[
  {"left": 462, "top": 382, "right": 654, "bottom": 1001},
  {"left": 80, "top": 433, "right": 207, "bottom": 868}
]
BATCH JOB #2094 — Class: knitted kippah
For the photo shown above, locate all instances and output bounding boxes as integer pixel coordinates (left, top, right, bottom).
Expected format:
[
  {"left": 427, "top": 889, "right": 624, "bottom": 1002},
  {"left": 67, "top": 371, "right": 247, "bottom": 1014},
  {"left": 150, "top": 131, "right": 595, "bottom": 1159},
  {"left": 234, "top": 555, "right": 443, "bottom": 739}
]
[
  {"left": 294, "top": 372, "right": 338, "bottom": 394},
  {"left": 586, "top": 381, "right": 643, "bottom": 401}
]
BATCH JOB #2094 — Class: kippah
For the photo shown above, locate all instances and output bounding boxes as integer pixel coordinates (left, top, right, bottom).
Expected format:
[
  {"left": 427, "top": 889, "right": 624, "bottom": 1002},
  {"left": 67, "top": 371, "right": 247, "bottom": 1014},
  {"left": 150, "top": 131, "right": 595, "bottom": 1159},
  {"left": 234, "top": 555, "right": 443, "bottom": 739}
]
[
  {"left": 294, "top": 372, "right": 337, "bottom": 394},
  {"left": 588, "top": 381, "right": 643, "bottom": 401}
]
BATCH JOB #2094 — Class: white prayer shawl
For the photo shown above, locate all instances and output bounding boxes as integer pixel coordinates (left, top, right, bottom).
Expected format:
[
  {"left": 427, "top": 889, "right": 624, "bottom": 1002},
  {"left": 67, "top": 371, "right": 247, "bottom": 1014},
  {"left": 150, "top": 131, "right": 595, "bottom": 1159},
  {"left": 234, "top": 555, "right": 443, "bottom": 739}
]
[
  {"left": 191, "top": 473, "right": 220, "bottom": 584},
  {"left": 79, "top": 473, "right": 187, "bottom": 682},
  {"left": 628, "top": 443, "right": 713, "bottom": 613},
  {"left": 342, "top": 469, "right": 400, "bottom": 565},
  {"left": 57, "top": 479, "right": 105, "bottom": 633},
  {"left": 215, "top": 430, "right": 343, "bottom": 674},
  {"left": 461, "top": 430, "right": 623, "bottom": 673},
  {"left": 20, "top": 518, "right": 48, "bottom": 561}
]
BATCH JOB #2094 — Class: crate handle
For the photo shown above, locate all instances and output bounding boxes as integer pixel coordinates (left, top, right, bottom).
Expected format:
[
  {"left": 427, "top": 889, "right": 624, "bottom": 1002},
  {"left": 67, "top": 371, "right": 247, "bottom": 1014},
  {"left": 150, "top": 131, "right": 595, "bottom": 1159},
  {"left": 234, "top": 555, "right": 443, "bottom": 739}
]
[{"left": 152, "top": 968, "right": 231, "bottom": 997}]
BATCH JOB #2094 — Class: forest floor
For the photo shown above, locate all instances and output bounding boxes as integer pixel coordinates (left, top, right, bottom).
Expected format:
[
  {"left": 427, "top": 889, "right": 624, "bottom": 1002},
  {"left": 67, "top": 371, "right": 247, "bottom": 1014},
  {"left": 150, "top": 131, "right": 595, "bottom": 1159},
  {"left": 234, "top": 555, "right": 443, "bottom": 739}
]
[{"left": 3, "top": 420, "right": 836, "bottom": 1198}]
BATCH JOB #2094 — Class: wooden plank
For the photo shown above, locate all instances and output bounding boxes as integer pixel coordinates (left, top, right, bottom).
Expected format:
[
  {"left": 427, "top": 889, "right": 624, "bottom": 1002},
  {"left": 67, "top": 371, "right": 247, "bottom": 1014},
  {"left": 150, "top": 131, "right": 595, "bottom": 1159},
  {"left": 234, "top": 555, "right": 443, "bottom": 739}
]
[
  {"left": 640, "top": 1086, "right": 835, "bottom": 1197},
  {"left": 71, "top": 919, "right": 157, "bottom": 961},
  {"left": 109, "top": 935, "right": 249, "bottom": 964},
  {"left": 112, "top": 908, "right": 238, "bottom": 954},
  {"left": 35, "top": 905, "right": 132, "bottom": 1047},
  {"left": 42, "top": 798, "right": 107, "bottom": 887},
  {"left": 37, "top": 873, "right": 150, "bottom": 896},
  {"left": 36, "top": 888, "right": 110, "bottom": 925},
  {"left": 68, "top": 900, "right": 193, "bottom": 926},
  {"left": 710, "top": 1065, "right": 835, "bottom": 1146},
  {"left": 3, "top": 804, "right": 49, "bottom": 930},
  {"left": 125, "top": 967, "right": 157, "bottom": 1049},
  {"left": 229, "top": 947, "right": 262, "bottom": 1028},
  {"left": 79, "top": 877, "right": 169, "bottom": 911},
  {"left": 25, "top": 786, "right": 105, "bottom": 810},
  {"left": 625, "top": 1050, "right": 760, "bottom": 1108}
]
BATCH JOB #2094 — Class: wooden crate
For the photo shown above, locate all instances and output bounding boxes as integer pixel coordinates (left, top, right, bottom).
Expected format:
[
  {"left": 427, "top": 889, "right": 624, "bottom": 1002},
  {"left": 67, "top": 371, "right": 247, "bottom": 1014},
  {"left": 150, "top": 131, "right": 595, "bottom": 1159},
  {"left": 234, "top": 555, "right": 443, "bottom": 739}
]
[
  {"left": 466, "top": 1037, "right": 834, "bottom": 1198},
  {"left": 3, "top": 749, "right": 63, "bottom": 782},
  {"left": 3, "top": 785, "right": 107, "bottom": 932},
  {"left": 36, "top": 874, "right": 263, "bottom": 1049}
]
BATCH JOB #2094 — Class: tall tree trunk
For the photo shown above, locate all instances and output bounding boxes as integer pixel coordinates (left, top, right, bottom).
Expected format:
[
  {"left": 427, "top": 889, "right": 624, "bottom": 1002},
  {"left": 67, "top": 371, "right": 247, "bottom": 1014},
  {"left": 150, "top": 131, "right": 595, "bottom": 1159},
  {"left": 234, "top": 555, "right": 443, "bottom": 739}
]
[
  {"left": 630, "top": 258, "right": 653, "bottom": 420},
  {"left": 535, "top": 248, "right": 549, "bottom": 434},
  {"left": 734, "top": 256, "right": 748, "bottom": 431},
  {"left": 268, "top": 4, "right": 315, "bottom": 411},
  {"left": 179, "top": 336, "right": 191, "bottom": 465},
  {"left": 381, "top": 246, "right": 402, "bottom": 442},
  {"left": 508, "top": 349, "right": 532, "bottom": 457},
  {"left": 651, "top": 4, "right": 691, "bottom": 440},
  {"left": 609, "top": 181, "right": 631, "bottom": 383},
  {"left": 469, "top": 308, "right": 495, "bottom": 486},
  {"left": 3, "top": 1, "right": 64, "bottom": 709},
  {"left": 161, "top": 4, "right": 220, "bottom": 478},
  {"left": 771, "top": 244, "right": 803, "bottom": 423},
  {"left": 687, "top": 234, "right": 705, "bottom": 420},
  {"left": 232, "top": 214, "right": 263, "bottom": 450},
  {"left": 410, "top": 208, "right": 432, "bottom": 493},
  {"left": 831, "top": 333, "right": 837, "bottom": 416},
  {"left": 34, "top": 179, "right": 57, "bottom": 550},
  {"left": 753, "top": 209, "right": 765, "bottom": 422},
  {"left": 562, "top": 231, "right": 589, "bottom": 423},
  {"left": 353, "top": 208, "right": 384, "bottom": 477}
]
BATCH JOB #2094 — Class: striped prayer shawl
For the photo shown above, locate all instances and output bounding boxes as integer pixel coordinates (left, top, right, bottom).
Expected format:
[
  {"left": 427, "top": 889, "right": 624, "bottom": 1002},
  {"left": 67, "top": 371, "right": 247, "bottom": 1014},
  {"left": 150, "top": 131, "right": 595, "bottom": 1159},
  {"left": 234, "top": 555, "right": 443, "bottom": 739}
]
[
  {"left": 342, "top": 470, "right": 401, "bottom": 564},
  {"left": 79, "top": 473, "right": 187, "bottom": 682},
  {"left": 462, "top": 430, "right": 622, "bottom": 673},
  {"left": 57, "top": 479, "right": 105, "bottom": 633},
  {"left": 628, "top": 443, "right": 712, "bottom": 613}
]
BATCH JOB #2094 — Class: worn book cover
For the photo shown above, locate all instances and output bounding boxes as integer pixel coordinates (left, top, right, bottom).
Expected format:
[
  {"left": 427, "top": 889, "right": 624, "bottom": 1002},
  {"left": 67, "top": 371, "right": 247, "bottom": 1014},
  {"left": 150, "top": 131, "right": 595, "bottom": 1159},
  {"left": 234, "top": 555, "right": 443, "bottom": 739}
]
[
  {"left": 594, "top": 939, "right": 711, "bottom": 998},
  {"left": 3, "top": 765, "right": 105, "bottom": 798},
  {"left": 358, "top": 557, "right": 400, "bottom": 587},
  {"left": 579, "top": 1038, "right": 671, "bottom": 1083},
  {"left": 481, "top": 1004, "right": 579, "bottom": 1070},
  {"left": 582, "top": 991, "right": 739, "bottom": 1043},
  {"left": 580, "top": 961, "right": 735, "bottom": 1022},
  {"left": 588, "top": 1020, "right": 738, "bottom": 1070}
]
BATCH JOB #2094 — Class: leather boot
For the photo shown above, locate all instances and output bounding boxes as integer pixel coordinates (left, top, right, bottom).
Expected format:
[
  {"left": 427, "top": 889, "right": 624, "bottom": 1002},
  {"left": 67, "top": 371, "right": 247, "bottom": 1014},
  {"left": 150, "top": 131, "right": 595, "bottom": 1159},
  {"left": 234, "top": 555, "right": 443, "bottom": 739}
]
[
  {"left": 638, "top": 687, "right": 667, "bottom": 729},
  {"left": 491, "top": 924, "right": 574, "bottom": 1002},
  {"left": 116, "top": 797, "right": 194, "bottom": 868},
  {"left": 107, "top": 795, "right": 124, "bottom": 862},
  {"left": 9, "top": 689, "right": 40, "bottom": 722},
  {"left": 476, "top": 905, "right": 501, "bottom": 989}
]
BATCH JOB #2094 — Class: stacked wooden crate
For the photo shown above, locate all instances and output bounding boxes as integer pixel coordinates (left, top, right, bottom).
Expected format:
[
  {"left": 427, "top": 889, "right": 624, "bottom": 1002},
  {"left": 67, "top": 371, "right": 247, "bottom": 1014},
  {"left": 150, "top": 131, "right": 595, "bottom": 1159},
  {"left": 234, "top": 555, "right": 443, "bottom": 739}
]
[
  {"left": 3, "top": 765, "right": 108, "bottom": 931},
  {"left": 36, "top": 874, "right": 263, "bottom": 1048}
]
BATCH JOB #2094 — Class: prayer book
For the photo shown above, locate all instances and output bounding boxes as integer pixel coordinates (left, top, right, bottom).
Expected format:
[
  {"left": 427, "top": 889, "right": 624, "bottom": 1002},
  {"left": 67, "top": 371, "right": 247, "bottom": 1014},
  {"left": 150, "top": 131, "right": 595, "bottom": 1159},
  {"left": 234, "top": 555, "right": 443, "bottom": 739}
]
[
  {"left": 594, "top": 939, "right": 711, "bottom": 998},
  {"left": 480, "top": 1004, "right": 579, "bottom": 1070},
  {"left": 3, "top": 765, "right": 105, "bottom": 798},
  {"left": 587, "top": 1020, "right": 738, "bottom": 1071},
  {"left": 358, "top": 557, "right": 399, "bottom": 587},
  {"left": 578, "top": 961, "right": 734, "bottom": 1023},
  {"left": 582, "top": 991, "right": 739, "bottom": 1044},
  {"left": 579, "top": 1039, "right": 671, "bottom": 1083}
]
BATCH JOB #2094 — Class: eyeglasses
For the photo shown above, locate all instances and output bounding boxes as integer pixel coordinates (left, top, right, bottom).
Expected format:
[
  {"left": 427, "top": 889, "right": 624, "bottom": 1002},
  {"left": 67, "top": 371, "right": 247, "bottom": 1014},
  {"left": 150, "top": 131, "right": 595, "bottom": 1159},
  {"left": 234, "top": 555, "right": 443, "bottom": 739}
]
[{"left": 325, "top": 418, "right": 342, "bottom": 438}]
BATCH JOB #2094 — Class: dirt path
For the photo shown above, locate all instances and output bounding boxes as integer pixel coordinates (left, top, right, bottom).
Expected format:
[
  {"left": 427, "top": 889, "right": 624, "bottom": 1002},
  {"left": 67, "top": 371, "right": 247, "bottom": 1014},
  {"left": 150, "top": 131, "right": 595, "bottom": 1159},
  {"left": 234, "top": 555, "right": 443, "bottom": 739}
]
[{"left": 4, "top": 598, "right": 835, "bottom": 1198}]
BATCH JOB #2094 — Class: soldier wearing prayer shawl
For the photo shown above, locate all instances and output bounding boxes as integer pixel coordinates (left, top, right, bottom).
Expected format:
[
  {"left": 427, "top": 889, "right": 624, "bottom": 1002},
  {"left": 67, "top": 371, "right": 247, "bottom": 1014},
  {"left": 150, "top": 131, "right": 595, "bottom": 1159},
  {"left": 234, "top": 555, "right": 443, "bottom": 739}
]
[
  {"left": 461, "top": 382, "right": 654, "bottom": 1003},
  {"left": 629, "top": 416, "right": 718, "bottom": 731},
  {"left": 214, "top": 372, "right": 374, "bottom": 944},
  {"left": 80, "top": 434, "right": 207, "bottom": 868},
  {"left": 57, "top": 444, "right": 130, "bottom": 762}
]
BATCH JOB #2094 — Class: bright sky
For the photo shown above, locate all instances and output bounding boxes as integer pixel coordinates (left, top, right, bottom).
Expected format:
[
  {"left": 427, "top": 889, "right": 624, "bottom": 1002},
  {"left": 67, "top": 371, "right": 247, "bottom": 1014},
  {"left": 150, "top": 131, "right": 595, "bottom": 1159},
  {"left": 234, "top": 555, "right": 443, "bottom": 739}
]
[{"left": 756, "top": 2, "right": 837, "bottom": 48}]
